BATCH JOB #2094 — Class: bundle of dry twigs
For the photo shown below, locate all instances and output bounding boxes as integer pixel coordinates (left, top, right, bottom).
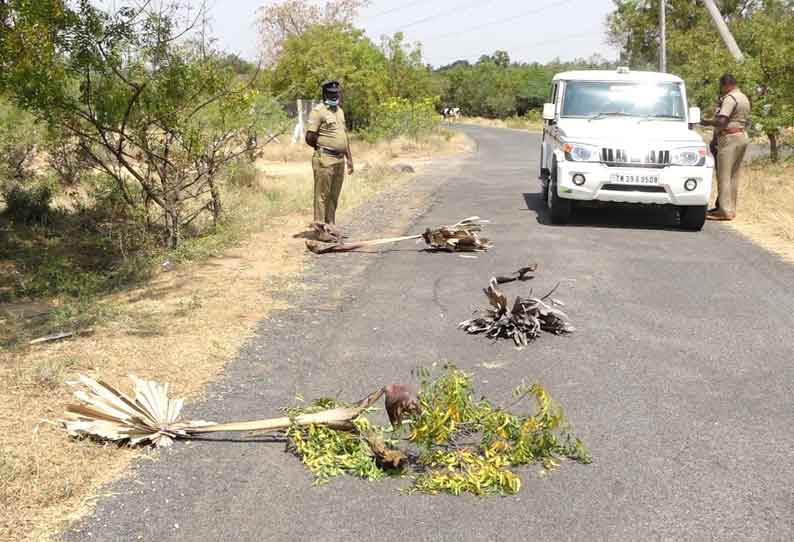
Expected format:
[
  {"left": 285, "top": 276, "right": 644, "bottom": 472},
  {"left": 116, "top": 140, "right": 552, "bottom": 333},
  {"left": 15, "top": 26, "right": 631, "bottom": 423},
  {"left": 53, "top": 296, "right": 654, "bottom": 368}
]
[
  {"left": 305, "top": 216, "right": 491, "bottom": 254},
  {"left": 459, "top": 278, "right": 574, "bottom": 347}
]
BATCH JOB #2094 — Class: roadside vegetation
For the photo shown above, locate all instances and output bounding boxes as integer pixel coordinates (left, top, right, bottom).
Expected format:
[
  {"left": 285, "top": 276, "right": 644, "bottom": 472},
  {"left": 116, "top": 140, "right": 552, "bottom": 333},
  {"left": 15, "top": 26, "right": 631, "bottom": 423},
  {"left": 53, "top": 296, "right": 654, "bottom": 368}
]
[
  {"left": 0, "top": 1, "right": 470, "bottom": 540},
  {"left": 2, "top": 0, "right": 794, "bottom": 539}
]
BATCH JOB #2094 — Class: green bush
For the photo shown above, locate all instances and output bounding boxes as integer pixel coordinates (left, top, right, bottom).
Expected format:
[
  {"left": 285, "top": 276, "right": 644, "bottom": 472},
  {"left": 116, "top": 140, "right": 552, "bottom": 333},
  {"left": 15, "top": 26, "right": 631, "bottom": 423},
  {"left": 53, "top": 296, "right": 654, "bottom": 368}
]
[
  {"left": 362, "top": 97, "right": 440, "bottom": 142},
  {"left": 3, "top": 182, "right": 54, "bottom": 225}
]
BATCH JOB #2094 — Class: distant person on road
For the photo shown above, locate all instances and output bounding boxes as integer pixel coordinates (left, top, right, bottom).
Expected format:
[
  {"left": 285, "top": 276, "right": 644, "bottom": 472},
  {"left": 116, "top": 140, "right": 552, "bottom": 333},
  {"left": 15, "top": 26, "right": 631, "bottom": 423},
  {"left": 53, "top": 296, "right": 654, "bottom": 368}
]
[
  {"left": 305, "top": 80, "right": 354, "bottom": 225},
  {"left": 700, "top": 74, "right": 751, "bottom": 221}
]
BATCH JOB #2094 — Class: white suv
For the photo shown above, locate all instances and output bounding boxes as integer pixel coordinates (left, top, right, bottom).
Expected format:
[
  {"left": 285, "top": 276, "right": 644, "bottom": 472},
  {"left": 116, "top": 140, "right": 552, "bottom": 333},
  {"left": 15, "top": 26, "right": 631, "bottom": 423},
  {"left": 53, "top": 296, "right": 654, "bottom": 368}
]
[{"left": 540, "top": 68, "right": 713, "bottom": 230}]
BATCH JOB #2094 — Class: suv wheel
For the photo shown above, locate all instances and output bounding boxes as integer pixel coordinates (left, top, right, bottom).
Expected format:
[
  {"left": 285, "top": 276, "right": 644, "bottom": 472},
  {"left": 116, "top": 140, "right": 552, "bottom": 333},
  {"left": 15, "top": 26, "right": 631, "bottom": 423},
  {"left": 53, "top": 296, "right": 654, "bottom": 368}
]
[
  {"left": 679, "top": 205, "right": 707, "bottom": 231},
  {"left": 547, "top": 160, "right": 572, "bottom": 224}
]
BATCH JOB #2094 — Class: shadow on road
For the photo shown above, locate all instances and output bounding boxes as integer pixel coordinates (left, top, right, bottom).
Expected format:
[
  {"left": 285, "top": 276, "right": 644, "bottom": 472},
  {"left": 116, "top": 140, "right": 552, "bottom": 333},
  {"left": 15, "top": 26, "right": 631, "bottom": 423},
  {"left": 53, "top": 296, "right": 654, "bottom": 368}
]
[{"left": 522, "top": 192, "right": 693, "bottom": 232}]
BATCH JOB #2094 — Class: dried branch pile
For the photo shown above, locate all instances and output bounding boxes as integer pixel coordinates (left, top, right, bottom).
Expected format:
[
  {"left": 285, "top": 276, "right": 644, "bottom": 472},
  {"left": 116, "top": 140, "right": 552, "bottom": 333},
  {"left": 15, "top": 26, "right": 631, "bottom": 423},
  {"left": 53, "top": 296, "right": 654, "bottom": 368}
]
[
  {"left": 305, "top": 216, "right": 491, "bottom": 254},
  {"left": 60, "top": 368, "right": 590, "bottom": 496},
  {"left": 459, "top": 278, "right": 575, "bottom": 347}
]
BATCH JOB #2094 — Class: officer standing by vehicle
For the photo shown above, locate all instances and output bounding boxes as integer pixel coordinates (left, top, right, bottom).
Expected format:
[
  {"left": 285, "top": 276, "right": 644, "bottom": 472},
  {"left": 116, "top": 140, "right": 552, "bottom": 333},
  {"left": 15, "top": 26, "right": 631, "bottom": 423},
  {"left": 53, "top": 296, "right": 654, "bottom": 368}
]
[
  {"left": 701, "top": 74, "right": 751, "bottom": 221},
  {"left": 305, "top": 80, "right": 354, "bottom": 225}
]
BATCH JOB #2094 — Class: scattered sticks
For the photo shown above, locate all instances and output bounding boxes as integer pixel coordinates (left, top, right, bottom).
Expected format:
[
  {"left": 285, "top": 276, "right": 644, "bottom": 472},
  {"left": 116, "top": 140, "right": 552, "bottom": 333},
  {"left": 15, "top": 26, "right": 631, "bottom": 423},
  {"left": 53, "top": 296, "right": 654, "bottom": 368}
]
[{"left": 495, "top": 263, "right": 538, "bottom": 284}]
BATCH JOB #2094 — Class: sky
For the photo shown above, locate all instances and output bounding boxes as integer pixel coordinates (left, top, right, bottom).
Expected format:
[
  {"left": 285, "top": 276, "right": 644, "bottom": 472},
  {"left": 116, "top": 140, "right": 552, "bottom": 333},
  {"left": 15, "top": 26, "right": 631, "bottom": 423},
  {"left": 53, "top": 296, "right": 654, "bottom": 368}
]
[{"left": 179, "top": 0, "right": 619, "bottom": 66}]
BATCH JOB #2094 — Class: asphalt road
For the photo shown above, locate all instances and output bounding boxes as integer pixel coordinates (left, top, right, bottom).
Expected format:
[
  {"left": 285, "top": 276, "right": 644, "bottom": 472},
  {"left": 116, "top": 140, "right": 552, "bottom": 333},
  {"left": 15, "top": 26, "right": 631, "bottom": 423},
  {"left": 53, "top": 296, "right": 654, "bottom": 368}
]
[{"left": 67, "top": 126, "right": 794, "bottom": 542}]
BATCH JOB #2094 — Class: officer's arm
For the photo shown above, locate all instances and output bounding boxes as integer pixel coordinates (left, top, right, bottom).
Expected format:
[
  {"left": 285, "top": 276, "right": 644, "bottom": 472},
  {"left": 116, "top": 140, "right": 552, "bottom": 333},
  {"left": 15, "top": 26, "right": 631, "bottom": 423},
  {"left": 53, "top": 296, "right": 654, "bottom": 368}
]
[
  {"left": 305, "top": 108, "right": 321, "bottom": 148},
  {"left": 305, "top": 131, "right": 318, "bottom": 148},
  {"left": 701, "top": 116, "right": 728, "bottom": 129}
]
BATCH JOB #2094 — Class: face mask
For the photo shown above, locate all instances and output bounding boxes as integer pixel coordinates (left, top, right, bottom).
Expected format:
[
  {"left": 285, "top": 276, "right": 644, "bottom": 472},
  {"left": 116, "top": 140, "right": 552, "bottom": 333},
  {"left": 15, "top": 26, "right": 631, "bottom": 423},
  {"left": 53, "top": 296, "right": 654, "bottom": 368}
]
[{"left": 324, "top": 98, "right": 339, "bottom": 107}]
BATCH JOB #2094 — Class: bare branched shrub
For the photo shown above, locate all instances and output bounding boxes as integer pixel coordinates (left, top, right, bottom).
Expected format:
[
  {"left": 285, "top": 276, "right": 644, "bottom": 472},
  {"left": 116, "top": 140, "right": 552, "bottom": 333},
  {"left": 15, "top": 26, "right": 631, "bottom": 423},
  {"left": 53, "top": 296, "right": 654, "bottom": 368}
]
[{"left": 256, "top": 0, "right": 369, "bottom": 65}]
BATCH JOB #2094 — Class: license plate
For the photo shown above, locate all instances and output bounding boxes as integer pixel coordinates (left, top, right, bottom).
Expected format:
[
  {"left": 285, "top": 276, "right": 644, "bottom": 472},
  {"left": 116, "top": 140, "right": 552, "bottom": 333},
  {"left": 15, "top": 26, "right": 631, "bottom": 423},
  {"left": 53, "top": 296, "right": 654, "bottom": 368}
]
[{"left": 609, "top": 173, "right": 659, "bottom": 184}]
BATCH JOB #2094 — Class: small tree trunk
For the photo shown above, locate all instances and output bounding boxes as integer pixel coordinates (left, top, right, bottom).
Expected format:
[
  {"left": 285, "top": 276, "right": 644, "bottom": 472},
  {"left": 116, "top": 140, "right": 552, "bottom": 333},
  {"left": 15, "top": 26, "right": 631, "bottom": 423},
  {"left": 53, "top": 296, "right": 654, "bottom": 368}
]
[
  {"left": 768, "top": 131, "right": 779, "bottom": 162},
  {"left": 208, "top": 177, "right": 222, "bottom": 226}
]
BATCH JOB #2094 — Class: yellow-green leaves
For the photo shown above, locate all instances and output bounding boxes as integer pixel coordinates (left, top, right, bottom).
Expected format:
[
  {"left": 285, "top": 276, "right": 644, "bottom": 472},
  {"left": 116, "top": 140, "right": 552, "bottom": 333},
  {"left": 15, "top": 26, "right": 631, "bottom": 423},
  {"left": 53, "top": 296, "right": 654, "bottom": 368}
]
[{"left": 285, "top": 367, "right": 591, "bottom": 496}]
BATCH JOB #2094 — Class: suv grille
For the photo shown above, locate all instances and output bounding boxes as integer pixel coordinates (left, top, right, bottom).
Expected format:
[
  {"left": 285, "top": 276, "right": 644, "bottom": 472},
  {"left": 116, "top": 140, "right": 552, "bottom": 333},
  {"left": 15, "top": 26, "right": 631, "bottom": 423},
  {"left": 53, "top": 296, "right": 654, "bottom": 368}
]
[{"left": 601, "top": 148, "right": 670, "bottom": 168}]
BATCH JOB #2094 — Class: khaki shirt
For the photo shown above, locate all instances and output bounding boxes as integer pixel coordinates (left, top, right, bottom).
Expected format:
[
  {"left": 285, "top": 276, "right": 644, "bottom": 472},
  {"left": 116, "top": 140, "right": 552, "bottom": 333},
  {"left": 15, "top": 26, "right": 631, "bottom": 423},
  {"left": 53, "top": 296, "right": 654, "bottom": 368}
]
[
  {"left": 716, "top": 88, "right": 750, "bottom": 133},
  {"left": 307, "top": 103, "right": 349, "bottom": 154}
]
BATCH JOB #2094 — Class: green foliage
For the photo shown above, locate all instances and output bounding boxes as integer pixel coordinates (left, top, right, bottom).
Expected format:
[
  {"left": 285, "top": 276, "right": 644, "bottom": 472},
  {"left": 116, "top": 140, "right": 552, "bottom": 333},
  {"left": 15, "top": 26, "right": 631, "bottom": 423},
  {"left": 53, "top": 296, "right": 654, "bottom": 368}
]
[
  {"left": 285, "top": 400, "right": 391, "bottom": 482},
  {"left": 0, "top": 97, "right": 43, "bottom": 186},
  {"left": 285, "top": 366, "right": 590, "bottom": 496},
  {"left": 409, "top": 368, "right": 590, "bottom": 495},
  {"left": 272, "top": 24, "right": 390, "bottom": 128},
  {"left": 437, "top": 53, "right": 615, "bottom": 118},
  {"left": 3, "top": 181, "right": 54, "bottom": 225},
  {"left": 1, "top": 1, "right": 289, "bottom": 247},
  {"left": 362, "top": 97, "right": 440, "bottom": 142}
]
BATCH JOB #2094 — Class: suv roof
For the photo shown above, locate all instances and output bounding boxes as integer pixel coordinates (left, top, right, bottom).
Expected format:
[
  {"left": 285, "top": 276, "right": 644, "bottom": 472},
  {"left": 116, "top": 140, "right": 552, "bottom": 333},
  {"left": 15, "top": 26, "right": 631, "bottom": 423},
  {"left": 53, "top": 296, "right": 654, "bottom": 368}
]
[{"left": 552, "top": 69, "right": 684, "bottom": 84}]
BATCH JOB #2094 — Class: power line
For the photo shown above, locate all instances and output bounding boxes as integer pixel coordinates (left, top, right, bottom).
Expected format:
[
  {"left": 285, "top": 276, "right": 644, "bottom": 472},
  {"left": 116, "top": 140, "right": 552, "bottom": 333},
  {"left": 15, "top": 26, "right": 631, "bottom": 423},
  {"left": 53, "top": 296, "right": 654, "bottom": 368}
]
[
  {"left": 395, "top": 0, "right": 501, "bottom": 31},
  {"left": 434, "top": 29, "right": 604, "bottom": 66},
  {"left": 362, "top": 0, "right": 427, "bottom": 21},
  {"left": 424, "top": 0, "right": 576, "bottom": 41}
]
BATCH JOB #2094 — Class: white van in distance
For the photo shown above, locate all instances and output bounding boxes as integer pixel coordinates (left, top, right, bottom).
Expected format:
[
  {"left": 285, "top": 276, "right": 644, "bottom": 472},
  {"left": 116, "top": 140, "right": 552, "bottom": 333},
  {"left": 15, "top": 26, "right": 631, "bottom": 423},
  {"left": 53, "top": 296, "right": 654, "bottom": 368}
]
[{"left": 540, "top": 68, "right": 713, "bottom": 230}]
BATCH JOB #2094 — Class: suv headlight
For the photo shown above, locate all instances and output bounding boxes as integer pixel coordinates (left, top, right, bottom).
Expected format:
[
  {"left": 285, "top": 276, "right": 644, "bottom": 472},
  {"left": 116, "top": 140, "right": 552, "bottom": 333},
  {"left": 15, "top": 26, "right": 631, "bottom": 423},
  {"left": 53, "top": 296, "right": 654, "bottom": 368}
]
[
  {"left": 563, "top": 143, "right": 599, "bottom": 162},
  {"left": 670, "top": 146, "right": 707, "bottom": 166}
]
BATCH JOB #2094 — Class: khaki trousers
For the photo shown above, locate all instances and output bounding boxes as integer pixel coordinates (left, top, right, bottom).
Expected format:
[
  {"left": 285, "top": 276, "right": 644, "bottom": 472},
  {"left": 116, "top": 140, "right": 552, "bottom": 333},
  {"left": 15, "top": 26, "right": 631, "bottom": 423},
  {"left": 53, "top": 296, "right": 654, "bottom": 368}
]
[
  {"left": 312, "top": 151, "right": 345, "bottom": 224},
  {"left": 715, "top": 133, "right": 749, "bottom": 217}
]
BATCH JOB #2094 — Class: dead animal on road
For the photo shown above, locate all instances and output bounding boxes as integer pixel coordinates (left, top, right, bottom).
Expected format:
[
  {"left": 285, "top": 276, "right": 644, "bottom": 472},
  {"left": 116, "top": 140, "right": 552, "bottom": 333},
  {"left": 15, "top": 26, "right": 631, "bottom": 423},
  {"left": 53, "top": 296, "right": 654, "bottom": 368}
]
[
  {"left": 459, "top": 278, "right": 574, "bottom": 347},
  {"left": 305, "top": 216, "right": 491, "bottom": 254},
  {"left": 495, "top": 263, "right": 538, "bottom": 284}
]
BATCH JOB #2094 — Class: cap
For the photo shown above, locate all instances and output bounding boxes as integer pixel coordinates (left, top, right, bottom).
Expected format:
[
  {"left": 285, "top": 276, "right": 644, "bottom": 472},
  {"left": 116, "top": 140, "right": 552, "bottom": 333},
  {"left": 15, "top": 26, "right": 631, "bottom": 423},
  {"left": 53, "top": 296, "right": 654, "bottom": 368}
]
[{"left": 321, "top": 80, "right": 341, "bottom": 93}]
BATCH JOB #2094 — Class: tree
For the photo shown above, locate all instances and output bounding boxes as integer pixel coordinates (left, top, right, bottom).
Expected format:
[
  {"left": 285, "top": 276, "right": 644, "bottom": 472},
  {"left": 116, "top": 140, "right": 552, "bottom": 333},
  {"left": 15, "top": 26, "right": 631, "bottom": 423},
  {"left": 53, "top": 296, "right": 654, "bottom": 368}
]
[
  {"left": 607, "top": 0, "right": 794, "bottom": 160},
  {"left": 492, "top": 50, "right": 510, "bottom": 68},
  {"left": 380, "top": 32, "right": 439, "bottom": 102},
  {"left": 606, "top": 0, "right": 763, "bottom": 68},
  {"left": 1, "top": 1, "right": 287, "bottom": 246},
  {"left": 256, "top": 0, "right": 369, "bottom": 65},
  {"left": 271, "top": 24, "right": 389, "bottom": 128}
]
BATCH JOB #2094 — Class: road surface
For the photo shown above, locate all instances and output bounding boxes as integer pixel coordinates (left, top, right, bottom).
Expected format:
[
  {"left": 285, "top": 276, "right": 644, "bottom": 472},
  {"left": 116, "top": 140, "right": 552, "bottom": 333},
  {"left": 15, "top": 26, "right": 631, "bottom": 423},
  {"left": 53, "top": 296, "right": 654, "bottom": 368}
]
[{"left": 67, "top": 126, "right": 794, "bottom": 542}]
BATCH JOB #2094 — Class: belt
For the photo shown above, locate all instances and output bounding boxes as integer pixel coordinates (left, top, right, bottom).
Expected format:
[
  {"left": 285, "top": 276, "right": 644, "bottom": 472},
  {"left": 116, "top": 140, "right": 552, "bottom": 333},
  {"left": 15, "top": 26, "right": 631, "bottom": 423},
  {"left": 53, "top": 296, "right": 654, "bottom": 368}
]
[
  {"left": 723, "top": 127, "right": 745, "bottom": 135},
  {"left": 318, "top": 146, "right": 344, "bottom": 158}
]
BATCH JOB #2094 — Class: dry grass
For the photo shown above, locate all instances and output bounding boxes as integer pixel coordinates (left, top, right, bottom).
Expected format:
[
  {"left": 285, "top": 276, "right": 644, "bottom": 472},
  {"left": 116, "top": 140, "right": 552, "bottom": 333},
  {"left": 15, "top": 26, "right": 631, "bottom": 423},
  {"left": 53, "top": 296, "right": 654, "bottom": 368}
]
[
  {"left": 456, "top": 116, "right": 544, "bottom": 133},
  {"left": 0, "top": 128, "right": 473, "bottom": 542},
  {"left": 727, "top": 160, "right": 794, "bottom": 262}
]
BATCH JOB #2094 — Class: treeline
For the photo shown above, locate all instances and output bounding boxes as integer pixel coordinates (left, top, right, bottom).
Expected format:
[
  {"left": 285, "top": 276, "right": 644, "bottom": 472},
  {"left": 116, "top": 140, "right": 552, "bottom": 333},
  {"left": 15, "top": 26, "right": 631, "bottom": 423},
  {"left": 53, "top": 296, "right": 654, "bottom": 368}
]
[{"left": 435, "top": 52, "right": 616, "bottom": 118}]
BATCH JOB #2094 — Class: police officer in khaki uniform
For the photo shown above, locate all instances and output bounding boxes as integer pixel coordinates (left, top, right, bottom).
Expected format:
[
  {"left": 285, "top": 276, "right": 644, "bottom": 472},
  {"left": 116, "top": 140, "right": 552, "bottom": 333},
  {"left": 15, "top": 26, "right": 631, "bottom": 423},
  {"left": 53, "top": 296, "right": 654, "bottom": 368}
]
[
  {"left": 701, "top": 74, "right": 751, "bottom": 221},
  {"left": 305, "top": 80, "right": 354, "bottom": 225}
]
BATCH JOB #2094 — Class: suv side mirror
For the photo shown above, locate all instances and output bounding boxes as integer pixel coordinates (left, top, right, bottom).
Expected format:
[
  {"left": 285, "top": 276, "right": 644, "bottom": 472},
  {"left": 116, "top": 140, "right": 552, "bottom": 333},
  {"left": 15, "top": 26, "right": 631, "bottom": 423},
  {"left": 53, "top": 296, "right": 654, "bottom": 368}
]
[
  {"left": 688, "top": 106, "right": 701, "bottom": 125},
  {"left": 542, "top": 103, "right": 556, "bottom": 122}
]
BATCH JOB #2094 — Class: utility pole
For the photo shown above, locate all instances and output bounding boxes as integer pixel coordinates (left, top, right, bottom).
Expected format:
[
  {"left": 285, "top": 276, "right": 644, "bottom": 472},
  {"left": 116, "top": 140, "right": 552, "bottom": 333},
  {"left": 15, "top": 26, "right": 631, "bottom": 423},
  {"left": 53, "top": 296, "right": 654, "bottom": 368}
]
[
  {"left": 659, "top": 0, "right": 667, "bottom": 72},
  {"left": 701, "top": 0, "right": 745, "bottom": 62}
]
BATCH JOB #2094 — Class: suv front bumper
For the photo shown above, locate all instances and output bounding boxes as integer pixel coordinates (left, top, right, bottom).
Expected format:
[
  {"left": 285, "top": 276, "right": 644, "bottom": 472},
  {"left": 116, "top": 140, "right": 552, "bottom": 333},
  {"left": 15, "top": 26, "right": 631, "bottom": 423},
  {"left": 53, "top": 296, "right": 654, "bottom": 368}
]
[{"left": 556, "top": 161, "right": 713, "bottom": 206}]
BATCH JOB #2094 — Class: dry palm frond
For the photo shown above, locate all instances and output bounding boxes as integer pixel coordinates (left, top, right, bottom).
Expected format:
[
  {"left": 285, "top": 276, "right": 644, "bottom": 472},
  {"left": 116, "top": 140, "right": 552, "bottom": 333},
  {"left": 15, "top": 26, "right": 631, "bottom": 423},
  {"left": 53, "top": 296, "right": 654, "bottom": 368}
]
[
  {"left": 459, "top": 278, "right": 575, "bottom": 347},
  {"left": 495, "top": 263, "right": 538, "bottom": 284},
  {"left": 306, "top": 216, "right": 491, "bottom": 254},
  {"left": 61, "top": 374, "right": 206, "bottom": 447},
  {"left": 60, "top": 376, "right": 389, "bottom": 448}
]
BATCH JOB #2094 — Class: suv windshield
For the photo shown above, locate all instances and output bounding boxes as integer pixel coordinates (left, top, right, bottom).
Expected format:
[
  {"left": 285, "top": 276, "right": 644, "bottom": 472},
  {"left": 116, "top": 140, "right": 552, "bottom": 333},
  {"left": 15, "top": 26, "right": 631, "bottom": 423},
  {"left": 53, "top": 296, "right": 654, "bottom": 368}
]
[{"left": 561, "top": 81, "right": 685, "bottom": 120}]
